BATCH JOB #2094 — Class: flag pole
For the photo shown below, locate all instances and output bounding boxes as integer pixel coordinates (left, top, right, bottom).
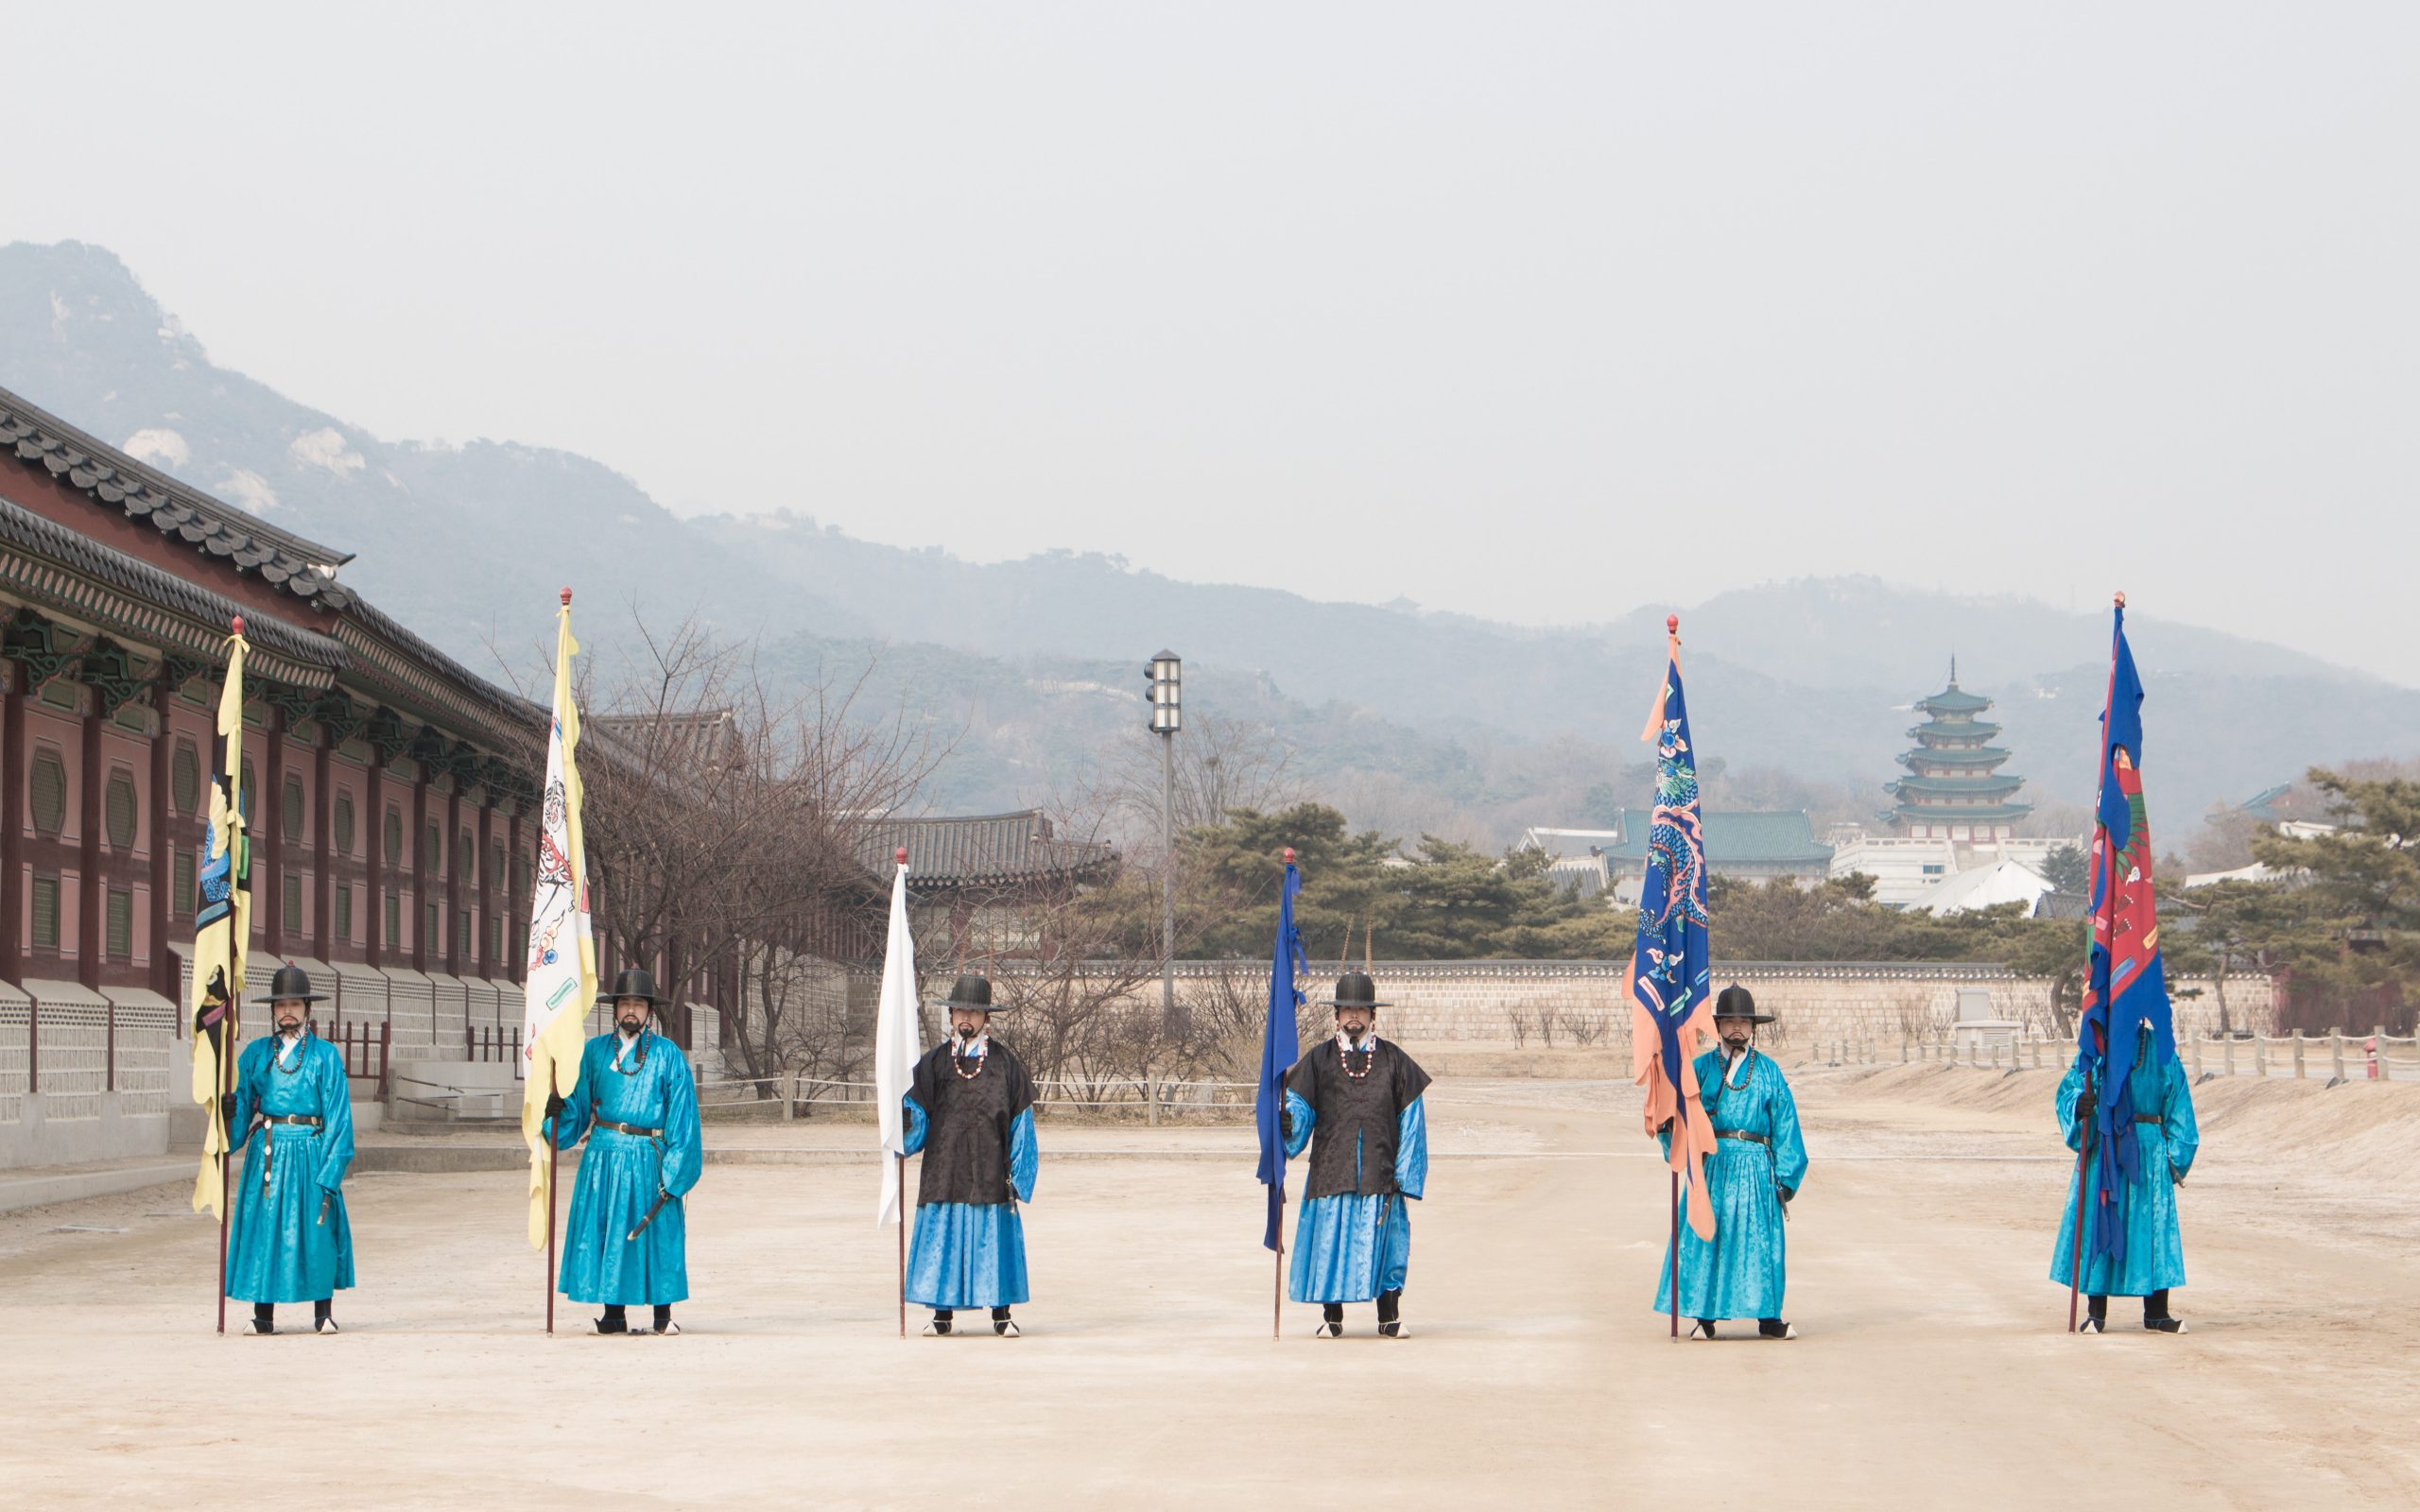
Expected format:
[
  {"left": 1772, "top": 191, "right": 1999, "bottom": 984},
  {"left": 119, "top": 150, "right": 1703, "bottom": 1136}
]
[
  {"left": 2066, "top": 1067, "right": 2094, "bottom": 1332},
  {"left": 896, "top": 1154, "right": 907, "bottom": 1339},
  {"left": 545, "top": 1131, "right": 559, "bottom": 1333},
  {"left": 1668, "top": 1171, "right": 1680, "bottom": 1339},
  {"left": 216, "top": 986, "right": 234, "bottom": 1335}
]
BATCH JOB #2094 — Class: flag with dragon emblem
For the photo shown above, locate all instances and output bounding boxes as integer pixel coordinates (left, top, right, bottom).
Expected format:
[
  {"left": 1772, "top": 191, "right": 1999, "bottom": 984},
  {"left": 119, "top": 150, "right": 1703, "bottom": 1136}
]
[
  {"left": 1627, "top": 617, "right": 1719, "bottom": 1240},
  {"left": 2076, "top": 595, "right": 2174, "bottom": 1274},
  {"left": 520, "top": 591, "right": 599, "bottom": 1247},
  {"left": 188, "top": 621, "right": 252, "bottom": 1217}
]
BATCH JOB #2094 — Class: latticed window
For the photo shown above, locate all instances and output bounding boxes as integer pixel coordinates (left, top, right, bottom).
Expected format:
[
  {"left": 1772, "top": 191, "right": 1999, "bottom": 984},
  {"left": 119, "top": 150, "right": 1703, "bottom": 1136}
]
[
  {"left": 384, "top": 809, "right": 403, "bottom": 862},
  {"left": 106, "top": 888, "right": 133, "bottom": 957},
  {"left": 424, "top": 901, "right": 441, "bottom": 949},
  {"left": 105, "top": 771, "right": 137, "bottom": 849},
  {"left": 173, "top": 743, "right": 200, "bottom": 813},
  {"left": 457, "top": 908, "right": 471, "bottom": 954},
  {"left": 283, "top": 775, "right": 305, "bottom": 835},
  {"left": 239, "top": 759, "right": 257, "bottom": 819},
  {"left": 512, "top": 856, "right": 531, "bottom": 898},
  {"left": 489, "top": 841, "right": 504, "bottom": 888},
  {"left": 386, "top": 894, "right": 402, "bottom": 944},
  {"left": 284, "top": 874, "right": 303, "bottom": 933},
  {"left": 334, "top": 792, "right": 356, "bottom": 855},
  {"left": 424, "top": 821, "right": 441, "bottom": 872},
  {"left": 29, "top": 751, "right": 66, "bottom": 833},
  {"left": 335, "top": 884, "right": 354, "bottom": 942},
  {"left": 488, "top": 914, "right": 503, "bottom": 961},
  {"left": 458, "top": 832, "right": 473, "bottom": 879},
  {"left": 174, "top": 849, "right": 197, "bottom": 917},
  {"left": 31, "top": 876, "right": 60, "bottom": 948}
]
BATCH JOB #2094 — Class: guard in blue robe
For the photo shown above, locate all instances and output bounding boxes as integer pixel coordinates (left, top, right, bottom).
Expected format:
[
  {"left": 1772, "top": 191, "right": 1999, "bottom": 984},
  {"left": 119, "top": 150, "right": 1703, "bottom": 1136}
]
[
  {"left": 1653, "top": 985, "right": 1807, "bottom": 1340},
  {"left": 904, "top": 972, "right": 1038, "bottom": 1337},
  {"left": 1282, "top": 971, "right": 1430, "bottom": 1339},
  {"left": 225, "top": 966, "right": 355, "bottom": 1335},
  {"left": 2049, "top": 1019, "right": 2198, "bottom": 1333},
  {"left": 544, "top": 969, "right": 703, "bottom": 1335}
]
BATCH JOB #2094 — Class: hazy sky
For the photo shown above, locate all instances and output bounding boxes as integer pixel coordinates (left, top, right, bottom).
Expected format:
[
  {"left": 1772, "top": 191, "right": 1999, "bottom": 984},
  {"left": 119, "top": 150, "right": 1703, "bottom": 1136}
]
[{"left": 14, "top": 4, "right": 2418, "bottom": 681}]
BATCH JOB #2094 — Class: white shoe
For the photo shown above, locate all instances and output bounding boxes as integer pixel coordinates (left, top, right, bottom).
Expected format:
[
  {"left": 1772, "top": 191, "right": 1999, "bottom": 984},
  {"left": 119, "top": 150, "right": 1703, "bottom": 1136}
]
[
  {"left": 920, "top": 1320, "right": 946, "bottom": 1337},
  {"left": 653, "top": 1320, "right": 682, "bottom": 1337},
  {"left": 1313, "top": 1320, "right": 1342, "bottom": 1339},
  {"left": 314, "top": 1316, "right": 340, "bottom": 1335},
  {"left": 2079, "top": 1316, "right": 2105, "bottom": 1335},
  {"left": 243, "top": 1318, "right": 274, "bottom": 1336},
  {"left": 1377, "top": 1320, "right": 1409, "bottom": 1339},
  {"left": 1685, "top": 1320, "right": 1711, "bottom": 1341},
  {"left": 994, "top": 1319, "right": 1021, "bottom": 1338}
]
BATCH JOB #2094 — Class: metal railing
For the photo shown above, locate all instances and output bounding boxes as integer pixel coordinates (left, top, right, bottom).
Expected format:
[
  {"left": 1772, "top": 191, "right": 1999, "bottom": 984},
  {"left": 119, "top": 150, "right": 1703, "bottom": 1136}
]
[{"left": 1886, "top": 1028, "right": 2420, "bottom": 1082}]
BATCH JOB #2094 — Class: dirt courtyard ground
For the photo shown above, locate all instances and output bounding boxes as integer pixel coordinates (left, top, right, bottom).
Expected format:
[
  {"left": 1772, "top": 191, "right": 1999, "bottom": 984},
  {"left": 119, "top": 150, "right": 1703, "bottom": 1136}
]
[{"left": 7, "top": 1059, "right": 2418, "bottom": 1510}]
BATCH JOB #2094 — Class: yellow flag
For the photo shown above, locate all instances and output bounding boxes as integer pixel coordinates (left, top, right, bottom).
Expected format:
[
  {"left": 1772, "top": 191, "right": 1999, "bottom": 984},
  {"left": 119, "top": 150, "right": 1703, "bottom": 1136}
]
[
  {"left": 189, "top": 623, "right": 252, "bottom": 1216},
  {"left": 520, "top": 592, "right": 599, "bottom": 1246}
]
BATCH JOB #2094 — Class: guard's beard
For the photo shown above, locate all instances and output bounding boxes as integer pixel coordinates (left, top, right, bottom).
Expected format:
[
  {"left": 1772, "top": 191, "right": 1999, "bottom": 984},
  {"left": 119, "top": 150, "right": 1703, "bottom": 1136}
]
[
  {"left": 1722, "top": 1036, "right": 1750, "bottom": 1054},
  {"left": 617, "top": 1019, "right": 645, "bottom": 1038},
  {"left": 277, "top": 1020, "right": 302, "bottom": 1038}
]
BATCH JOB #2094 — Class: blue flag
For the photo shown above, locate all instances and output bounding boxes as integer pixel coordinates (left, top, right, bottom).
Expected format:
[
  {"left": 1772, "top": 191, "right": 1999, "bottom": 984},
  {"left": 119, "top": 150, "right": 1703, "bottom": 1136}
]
[
  {"left": 2077, "top": 598, "right": 2175, "bottom": 1271},
  {"left": 1255, "top": 859, "right": 1306, "bottom": 1251}
]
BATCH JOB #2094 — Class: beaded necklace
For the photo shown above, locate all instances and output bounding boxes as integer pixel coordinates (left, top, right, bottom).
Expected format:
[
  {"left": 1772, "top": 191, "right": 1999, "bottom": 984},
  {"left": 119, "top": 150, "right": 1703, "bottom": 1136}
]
[
  {"left": 1336, "top": 1031, "right": 1378, "bottom": 1082},
  {"left": 952, "top": 1033, "right": 990, "bottom": 1080},
  {"left": 1703, "top": 1044, "right": 1754, "bottom": 1119},
  {"left": 613, "top": 1029, "right": 649, "bottom": 1075},
  {"left": 273, "top": 1024, "right": 311, "bottom": 1074}
]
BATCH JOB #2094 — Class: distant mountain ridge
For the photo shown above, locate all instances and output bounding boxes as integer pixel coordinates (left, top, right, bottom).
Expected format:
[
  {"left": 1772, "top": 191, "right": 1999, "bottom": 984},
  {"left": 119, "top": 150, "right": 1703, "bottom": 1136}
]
[{"left": 6, "top": 237, "right": 2417, "bottom": 836}]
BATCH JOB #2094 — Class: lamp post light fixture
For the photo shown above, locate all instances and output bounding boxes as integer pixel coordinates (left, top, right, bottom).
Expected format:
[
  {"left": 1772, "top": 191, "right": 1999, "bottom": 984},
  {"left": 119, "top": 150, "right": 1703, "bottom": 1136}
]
[{"left": 1147, "top": 651, "right": 1182, "bottom": 1031}]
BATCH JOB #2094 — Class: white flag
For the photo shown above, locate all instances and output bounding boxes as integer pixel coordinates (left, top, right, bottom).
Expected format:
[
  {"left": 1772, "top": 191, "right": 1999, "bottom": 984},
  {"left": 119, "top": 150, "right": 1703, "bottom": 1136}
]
[
  {"left": 873, "top": 853, "right": 922, "bottom": 1225},
  {"left": 519, "top": 592, "right": 598, "bottom": 1247}
]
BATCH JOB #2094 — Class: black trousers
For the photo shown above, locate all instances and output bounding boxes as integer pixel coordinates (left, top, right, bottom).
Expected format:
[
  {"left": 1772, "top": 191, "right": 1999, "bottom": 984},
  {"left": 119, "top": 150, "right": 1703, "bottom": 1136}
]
[{"left": 2086, "top": 1290, "right": 2172, "bottom": 1322}]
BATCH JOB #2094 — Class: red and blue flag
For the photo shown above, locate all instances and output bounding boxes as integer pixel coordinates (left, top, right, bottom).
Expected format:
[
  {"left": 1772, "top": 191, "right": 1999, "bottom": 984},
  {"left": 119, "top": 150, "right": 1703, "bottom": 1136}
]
[
  {"left": 1627, "top": 618, "right": 1719, "bottom": 1239},
  {"left": 2077, "top": 595, "right": 2174, "bottom": 1271}
]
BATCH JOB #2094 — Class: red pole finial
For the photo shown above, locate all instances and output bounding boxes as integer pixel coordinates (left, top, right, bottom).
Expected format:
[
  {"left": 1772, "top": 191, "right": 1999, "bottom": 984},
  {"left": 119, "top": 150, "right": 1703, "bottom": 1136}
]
[
  {"left": 1666, "top": 613, "right": 1679, "bottom": 635},
  {"left": 231, "top": 615, "right": 244, "bottom": 636},
  {"left": 1283, "top": 847, "right": 1296, "bottom": 864},
  {"left": 560, "top": 587, "right": 574, "bottom": 606},
  {"left": 2113, "top": 591, "right": 2126, "bottom": 609},
  {"left": 895, "top": 847, "right": 909, "bottom": 866}
]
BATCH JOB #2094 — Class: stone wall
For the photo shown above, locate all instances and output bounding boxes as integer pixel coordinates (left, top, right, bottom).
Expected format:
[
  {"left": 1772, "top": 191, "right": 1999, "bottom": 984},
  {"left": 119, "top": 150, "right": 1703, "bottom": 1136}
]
[{"left": 946, "top": 959, "right": 2276, "bottom": 1049}]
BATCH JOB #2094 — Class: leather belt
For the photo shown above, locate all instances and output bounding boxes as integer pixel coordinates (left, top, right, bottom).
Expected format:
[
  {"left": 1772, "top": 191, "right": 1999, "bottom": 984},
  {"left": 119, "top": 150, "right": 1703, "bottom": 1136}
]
[
  {"left": 263, "top": 1113, "right": 322, "bottom": 1127},
  {"left": 1714, "top": 1128, "right": 1770, "bottom": 1146},
  {"left": 595, "top": 1118, "right": 661, "bottom": 1138},
  {"left": 2133, "top": 1114, "right": 2163, "bottom": 1126}
]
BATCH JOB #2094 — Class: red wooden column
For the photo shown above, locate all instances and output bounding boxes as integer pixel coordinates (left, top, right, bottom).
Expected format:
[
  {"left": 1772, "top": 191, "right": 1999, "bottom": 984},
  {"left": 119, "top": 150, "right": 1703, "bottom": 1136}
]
[
  {"left": 77, "top": 688, "right": 102, "bottom": 990},
  {"left": 147, "top": 676, "right": 175, "bottom": 1002},
  {"left": 364, "top": 742, "right": 388, "bottom": 971},
  {"left": 1, "top": 662, "right": 24, "bottom": 987},
  {"left": 260, "top": 708, "right": 286, "bottom": 959},
  {"left": 312, "top": 733, "right": 333, "bottom": 962},
  {"left": 409, "top": 757, "right": 429, "bottom": 974}
]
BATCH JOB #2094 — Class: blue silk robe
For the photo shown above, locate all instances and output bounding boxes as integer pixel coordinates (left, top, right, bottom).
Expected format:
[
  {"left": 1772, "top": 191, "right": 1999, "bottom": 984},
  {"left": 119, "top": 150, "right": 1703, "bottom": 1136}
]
[
  {"left": 2048, "top": 1047, "right": 2197, "bottom": 1297},
  {"left": 225, "top": 1031, "right": 356, "bottom": 1303},
  {"left": 1282, "top": 1091, "right": 1428, "bottom": 1302},
  {"left": 545, "top": 1031, "right": 703, "bottom": 1306},
  {"left": 1654, "top": 1046, "right": 1807, "bottom": 1321},
  {"left": 901, "top": 1100, "right": 1038, "bottom": 1309}
]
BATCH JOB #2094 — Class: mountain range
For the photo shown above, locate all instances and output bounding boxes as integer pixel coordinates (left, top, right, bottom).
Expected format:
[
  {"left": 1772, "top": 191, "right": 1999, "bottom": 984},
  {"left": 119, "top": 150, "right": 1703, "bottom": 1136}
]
[{"left": 8, "top": 238, "right": 2417, "bottom": 845}]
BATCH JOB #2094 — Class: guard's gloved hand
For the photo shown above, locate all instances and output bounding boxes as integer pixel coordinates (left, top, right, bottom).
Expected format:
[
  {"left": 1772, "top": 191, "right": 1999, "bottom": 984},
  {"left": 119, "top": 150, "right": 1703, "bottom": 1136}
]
[
  {"left": 1778, "top": 1185, "right": 1796, "bottom": 1207},
  {"left": 220, "top": 1091, "right": 238, "bottom": 1126},
  {"left": 1278, "top": 1107, "right": 1292, "bottom": 1142},
  {"left": 2073, "top": 1089, "right": 2097, "bottom": 1126},
  {"left": 2170, "top": 1165, "right": 2187, "bottom": 1187},
  {"left": 545, "top": 1091, "right": 566, "bottom": 1120},
  {"left": 1655, "top": 1118, "right": 1674, "bottom": 1138}
]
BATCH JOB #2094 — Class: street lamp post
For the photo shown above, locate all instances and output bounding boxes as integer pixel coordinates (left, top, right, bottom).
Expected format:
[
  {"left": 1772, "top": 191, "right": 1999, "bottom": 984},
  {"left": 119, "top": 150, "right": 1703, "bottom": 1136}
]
[{"left": 1147, "top": 651, "right": 1183, "bottom": 1033}]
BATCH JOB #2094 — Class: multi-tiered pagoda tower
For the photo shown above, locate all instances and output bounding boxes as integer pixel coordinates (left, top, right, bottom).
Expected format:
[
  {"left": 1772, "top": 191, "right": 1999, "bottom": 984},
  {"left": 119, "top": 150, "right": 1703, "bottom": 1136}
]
[{"left": 1884, "top": 664, "right": 2030, "bottom": 841}]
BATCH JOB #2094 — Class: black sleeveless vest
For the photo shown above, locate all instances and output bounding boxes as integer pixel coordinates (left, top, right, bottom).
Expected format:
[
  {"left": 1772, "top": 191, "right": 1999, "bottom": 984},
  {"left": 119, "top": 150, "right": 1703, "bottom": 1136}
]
[
  {"left": 1285, "top": 1038, "right": 1431, "bottom": 1200},
  {"left": 909, "top": 1038, "right": 1035, "bottom": 1208}
]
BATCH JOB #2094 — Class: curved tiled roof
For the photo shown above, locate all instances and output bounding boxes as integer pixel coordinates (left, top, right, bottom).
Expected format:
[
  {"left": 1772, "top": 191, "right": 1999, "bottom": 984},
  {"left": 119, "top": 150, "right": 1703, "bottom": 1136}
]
[
  {"left": 1915, "top": 682, "right": 1994, "bottom": 714},
  {"left": 859, "top": 808, "right": 1119, "bottom": 890},
  {"left": 0, "top": 387, "right": 354, "bottom": 604},
  {"left": 1602, "top": 808, "right": 1834, "bottom": 866},
  {"left": 1888, "top": 773, "right": 2025, "bottom": 798},
  {"left": 0, "top": 494, "right": 345, "bottom": 679}
]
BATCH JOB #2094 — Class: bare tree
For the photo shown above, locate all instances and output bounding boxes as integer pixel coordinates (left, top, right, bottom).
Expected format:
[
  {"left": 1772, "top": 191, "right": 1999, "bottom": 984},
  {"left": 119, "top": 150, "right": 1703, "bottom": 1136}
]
[{"left": 576, "top": 610, "right": 939, "bottom": 1086}]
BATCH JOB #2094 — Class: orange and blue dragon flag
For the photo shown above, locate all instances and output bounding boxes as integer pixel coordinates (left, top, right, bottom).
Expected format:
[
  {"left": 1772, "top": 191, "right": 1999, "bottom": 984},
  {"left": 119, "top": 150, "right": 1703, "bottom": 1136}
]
[
  {"left": 2077, "top": 594, "right": 2174, "bottom": 1274},
  {"left": 1628, "top": 616, "right": 1719, "bottom": 1240}
]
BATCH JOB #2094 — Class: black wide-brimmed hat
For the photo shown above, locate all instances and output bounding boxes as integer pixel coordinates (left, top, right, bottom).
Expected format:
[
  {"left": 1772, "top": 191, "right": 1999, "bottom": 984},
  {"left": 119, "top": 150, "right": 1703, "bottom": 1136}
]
[
  {"left": 938, "top": 972, "right": 1010, "bottom": 1013},
  {"left": 1321, "top": 971, "right": 1390, "bottom": 1010},
  {"left": 1713, "top": 983, "right": 1775, "bottom": 1024},
  {"left": 598, "top": 967, "right": 671, "bottom": 1007},
  {"left": 266, "top": 965, "right": 326, "bottom": 1004}
]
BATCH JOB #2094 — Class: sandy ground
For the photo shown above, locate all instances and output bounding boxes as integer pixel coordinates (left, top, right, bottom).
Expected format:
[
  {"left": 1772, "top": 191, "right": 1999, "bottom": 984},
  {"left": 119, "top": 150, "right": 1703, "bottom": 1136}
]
[{"left": 6, "top": 1061, "right": 2419, "bottom": 1510}]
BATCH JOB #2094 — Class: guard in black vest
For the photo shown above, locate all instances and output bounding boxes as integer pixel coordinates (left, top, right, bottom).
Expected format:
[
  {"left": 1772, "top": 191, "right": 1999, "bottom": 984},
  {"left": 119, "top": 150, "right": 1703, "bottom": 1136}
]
[
  {"left": 1280, "top": 971, "right": 1432, "bottom": 1338},
  {"left": 900, "top": 972, "right": 1039, "bottom": 1336}
]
